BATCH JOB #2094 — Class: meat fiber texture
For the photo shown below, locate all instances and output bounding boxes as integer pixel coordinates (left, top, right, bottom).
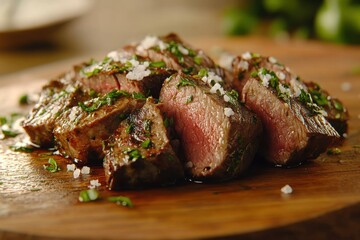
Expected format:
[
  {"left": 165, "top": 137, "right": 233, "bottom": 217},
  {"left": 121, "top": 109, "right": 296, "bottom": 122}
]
[
  {"left": 22, "top": 70, "right": 88, "bottom": 148},
  {"left": 103, "top": 98, "right": 184, "bottom": 190},
  {"left": 54, "top": 92, "right": 145, "bottom": 165},
  {"left": 160, "top": 72, "right": 262, "bottom": 181},
  {"left": 229, "top": 53, "right": 341, "bottom": 166}
]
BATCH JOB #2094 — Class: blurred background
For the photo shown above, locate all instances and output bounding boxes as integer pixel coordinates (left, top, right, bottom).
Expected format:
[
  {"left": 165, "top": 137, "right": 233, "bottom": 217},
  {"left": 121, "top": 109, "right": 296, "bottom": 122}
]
[{"left": 0, "top": 0, "right": 359, "bottom": 76}]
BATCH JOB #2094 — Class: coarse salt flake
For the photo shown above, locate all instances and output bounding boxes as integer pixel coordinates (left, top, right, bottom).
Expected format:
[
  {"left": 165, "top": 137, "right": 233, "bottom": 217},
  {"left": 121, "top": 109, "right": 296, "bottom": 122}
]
[
  {"left": 223, "top": 94, "right": 230, "bottom": 102},
  {"left": 126, "top": 62, "right": 151, "bottom": 81},
  {"left": 224, "top": 107, "right": 234, "bottom": 117},
  {"left": 88, "top": 179, "right": 101, "bottom": 189},
  {"left": 241, "top": 51, "right": 252, "bottom": 60},
  {"left": 238, "top": 60, "right": 249, "bottom": 71},
  {"left": 281, "top": 184, "right": 293, "bottom": 194},
  {"left": 178, "top": 45, "right": 189, "bottom": 55},
  {"left": 67, "top": 164, "right": 76, "bottom": 172},
  {"left": 268, "top": 56, "right": 277, "bottom": 64},
  {"left": 81, "top": 166, "right": 90, "bottom": 175},
  {"left": 210, "top": 83, "right": 222, "bottom": 94},
  {"left": 277, "top": 71, "right": 286, "bottom": 80},
  {"left": 73, "top": 169, "right": 81, "bottom": 179},
  {"left": 218, "top": 53, "right": 235, "bottom": 71}
]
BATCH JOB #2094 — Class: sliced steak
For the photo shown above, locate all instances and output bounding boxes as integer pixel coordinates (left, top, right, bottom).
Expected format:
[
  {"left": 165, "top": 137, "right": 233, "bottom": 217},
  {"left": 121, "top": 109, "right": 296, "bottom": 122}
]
[
  {"left": 22, "top": 71, "right": 87, "bottom": 148},
  {"left": 305, "top": 81, "right": 349, "bottom": 137},
  {"left": 77, "top": 52, "right": 175, "bottom": 98},
  {"left": 103, "top": 98, "right": 184, "bottom": 190},
  {"left": 131, "top": 33, "right": 225, "bottom": 77},
  {"left": 231, "top": 53, "right": 340, "bottom": 166},
  {"left": 53, "top": 90, "right": 145, "bottom": 165},
  {"left": 159, "top": 72, "right": 262, "bottom": 181}
]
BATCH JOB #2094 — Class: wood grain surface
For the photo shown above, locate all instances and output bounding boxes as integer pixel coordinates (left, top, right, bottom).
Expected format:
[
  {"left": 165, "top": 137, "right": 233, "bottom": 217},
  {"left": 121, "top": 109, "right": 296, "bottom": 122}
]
[{"left": 0, "top": 37, "right": 359, "bottom": 240}]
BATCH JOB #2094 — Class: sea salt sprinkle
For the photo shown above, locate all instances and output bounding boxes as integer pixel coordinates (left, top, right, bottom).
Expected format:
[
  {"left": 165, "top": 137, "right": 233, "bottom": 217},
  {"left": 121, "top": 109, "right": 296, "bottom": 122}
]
[
  {"left": 268, "top": 56, "right": 278, "bottom": 64},
  {"left": 218, "top": 53, "right": 235, "bottom": 71},
  {"left": 281, "top": 184, "right": 293, "bottom": 194},
  {"left": 81, "top": 166, "right": 91, "bottom": 175},
  {"left": 88, "top": 179, "right": 101, "bottom": 189},
  {"left": 126, "top": 60, "right": 151, "bottom": 81},
  {"left": 237, "top": 60, "right": 249, "bottom": 71},
  {"left": 224, "top": 107, "right": 235, "bottom": 117},
  {"left": 136, "top": 35, "right": 167, "bottom": 52},
  {"left": 241, "top": 51, "right": 252, "bottom": 60},
  {"left": 67, "top": 164, "right": 76, "bottom": 172},
  {"left": 73, "top": 169, "right": 81, "bottom": 179}
]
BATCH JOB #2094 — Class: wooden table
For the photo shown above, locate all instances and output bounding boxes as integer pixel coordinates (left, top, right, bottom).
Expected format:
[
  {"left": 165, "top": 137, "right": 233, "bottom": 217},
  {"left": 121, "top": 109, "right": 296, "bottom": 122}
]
[{"left": 0, "top": 37, "right": 359, "bottom": 239}]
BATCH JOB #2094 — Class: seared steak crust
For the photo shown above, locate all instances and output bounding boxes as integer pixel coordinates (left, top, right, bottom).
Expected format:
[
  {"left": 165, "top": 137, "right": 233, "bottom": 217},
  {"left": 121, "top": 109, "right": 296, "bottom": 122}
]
[
  {"left": 22, "top": 71, "right": 87, "bottom": 148},
  {"left": 104, "top": 98, "right": 184, "bottom": 189},
  {"left": 231, "top": 53, "right": 340, "bottom": 165},
  {"left": 54, "top": 91, "right": 145, "bottom": 165},
  {"left": 160, "top": 72, "right": 261, "bottom": 181}
]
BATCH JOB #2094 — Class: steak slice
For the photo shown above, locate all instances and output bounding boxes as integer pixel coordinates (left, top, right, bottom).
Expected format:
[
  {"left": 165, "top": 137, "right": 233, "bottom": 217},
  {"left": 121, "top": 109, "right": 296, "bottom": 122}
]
[
  {"left": 77, "top": 52, "right": 175, "bottom": 98},
  {"left": 103, "top": 98, "right": 184, "bottom": 190},
  {"left": 159, "top": 72, "right": 262, "bottom": 181},
  {"left": 22, "top": 71, "right": 87, "bottom": 148},
  {"left": 132, "top": 33, "right": 225, "bottom": 77},
  {"left": 53, "top": 90, "right": 145, "bottom": 165},
  {"left": 305, "top": 81, "right": 349, "bottom": 137},
  {"left": 231, "top": 53, "right": 340, "bottom": 166}
]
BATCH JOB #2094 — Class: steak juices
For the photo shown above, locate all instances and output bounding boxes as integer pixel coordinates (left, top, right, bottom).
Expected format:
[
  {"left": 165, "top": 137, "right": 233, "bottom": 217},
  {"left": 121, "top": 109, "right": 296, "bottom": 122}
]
[{"left": 22, "top": 34, "right": 347, "bottom": 189}]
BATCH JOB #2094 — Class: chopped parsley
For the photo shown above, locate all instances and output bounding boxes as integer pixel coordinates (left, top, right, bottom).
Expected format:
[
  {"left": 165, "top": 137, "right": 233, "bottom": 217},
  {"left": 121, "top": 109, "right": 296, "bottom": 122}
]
[
  {"left": 125, "top": 123, "right": 133, "bottom": 134},
  {"left": 332, "top": 99, "right": 344, "bottom": 111},
  {"left": 327, "top": 148, "right": 341, "bottom": 155},
  {"left": 308, "top": 89, "right": 328, "bottom": 106},
  {"left": 79, "top": 189, "right": 100, "bottom": 202},
  {"left": 0, "top": 113, "right": 23, "bottom": 139},
  {"left": 225, "top": 90, "right": 239, "bottom": 105},
  {"left": 123, "top": 148, "right": 142, "bottom": 161},
  {"left": 141, "top": 139, "right": 152, "bottom": 149},
  {"left": 131, "top": 92, "right": 146, "bottom": 100},
  {"left": 9, "top": 144, "right": 34, "bottom": 153},
  {"left": 194, "top": 55, "right": 202, "bottom": 65},
  {"left": 108, "top": 196, "right": 133, "bottom": 208},
  {"left": 149, "top": 61, "right": 166, "bottom": 68},
  {"left": 43, "top": 158, "right": 61, "bottom": 173},
  {"left": 251, "top": 71, "right": 258, "bottom": 77},
  {"left": 185, "top": 95, "right": 193, "bottom": 104},
  {"left": 197, "top": 68, "right": 208, "bottom": 78},
  {"left": 176, "top": 77, "right": 196, "bottom": 88},
  {"left": 143, "top": 119, "right": 152, "bottom": 133},
  {"left": 19, "top": 94, "right": 29, "bottom": 105},
  {"left": 182, "top": 67, "right": 194, "bottom": 74},
  {"left": 78, "top": 90, "right": 130, "bottom": 113}
]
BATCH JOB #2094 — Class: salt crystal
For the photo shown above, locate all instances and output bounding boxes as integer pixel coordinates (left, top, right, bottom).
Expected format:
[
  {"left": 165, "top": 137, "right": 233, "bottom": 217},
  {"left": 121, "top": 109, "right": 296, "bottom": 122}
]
[
  {"left": 88, "top": 179, "right": 101, "bottom": 189},
  {"left": 241, "top": 51, "right": 252, "bottom": 60},
  {"left": 268, "top": 56, "right": 277, "bottom": 64},
  {"left": 281, "top": 184, "right": 293, "bottom": 194},
  {"left": 81, "top": 166, "right": 90, "bottom": 175},
  {"left": 67, "top": 164, "right": 76, "bottom": 172},
  {"left": 224, "top": 107, "right": 234, "bottom": 117},
  {"left": 73, "top": 169, "right": 81, "bottom": 179}
]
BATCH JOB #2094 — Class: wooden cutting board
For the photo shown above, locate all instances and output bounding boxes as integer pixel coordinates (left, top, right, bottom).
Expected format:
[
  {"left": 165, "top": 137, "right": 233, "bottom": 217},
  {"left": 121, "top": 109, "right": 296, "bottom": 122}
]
[{"left": 0, "top": 37, "right": 359, "bottom": 240}]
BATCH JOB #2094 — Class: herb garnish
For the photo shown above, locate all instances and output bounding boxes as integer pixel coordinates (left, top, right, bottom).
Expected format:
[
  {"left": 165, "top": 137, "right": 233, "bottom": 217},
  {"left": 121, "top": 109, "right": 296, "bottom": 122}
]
[
  {"left": 149, "top": 61, "right": 166, "bottom": 68},
  {"left": 9, "top": 144, "right": 34, "bottom": 153},
  {"left": 19, "top": 94, "right": 29, "bottom": 105},
  {"left": 78, "top": 90, "right": 130, "bottom": 113},
  {"left": 327, "top": 148, "right": 341, "bottom": 155},
  {"left": 141, "top": 139, "right": 152, "bottom": 149},
  {"left": 163, "top": 116, "right": 174, "bottom": 128},
  {"left": 0, "top": 113, "right": 23, "bottom": 139},
  {"left": 177, "top": 77, "right": 196, "bottom": 88},
  {"left": 194, "top": 55, "right": 202, "bottom": 65},
  {"left": 185, "top": 95, "right": 193, "bottom": 104},
  {"left": 108, "top": 196, "right": 134, "bottom": 208},
  {"left": 79, "top": 189, "right": 100, "bottom": 202},
  {"left": 123, "top": 148, "right": 142, "bottom": 161},
  {"left": 43, "top": 158, "right": 61, "bottom": 173}
]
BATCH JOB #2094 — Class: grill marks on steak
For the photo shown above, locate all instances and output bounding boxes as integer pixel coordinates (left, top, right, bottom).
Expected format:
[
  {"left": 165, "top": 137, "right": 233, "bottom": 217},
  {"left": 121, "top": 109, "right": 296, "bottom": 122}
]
[
  {"left": 53, "top": 91, "right": 145, "bottom": 165},
  {"left": 22, "top": 71, "right": 88, "bottom": 148},
  {"left": 103, "top": 98, "right": 184, "bottom": 189},
  {"left": 231, "top": 53, "right": 340, "bottom": 165},
  {"left": 160, "top": 73, "right": 261, "bottom": 181},
  {"left": 132, "top": 33, "right": 225, "bottom": 77}
]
